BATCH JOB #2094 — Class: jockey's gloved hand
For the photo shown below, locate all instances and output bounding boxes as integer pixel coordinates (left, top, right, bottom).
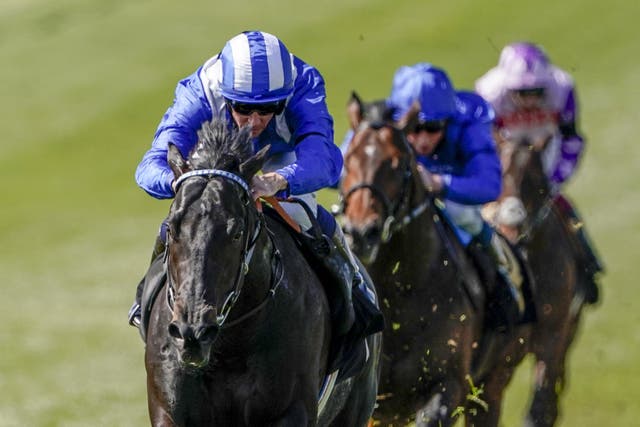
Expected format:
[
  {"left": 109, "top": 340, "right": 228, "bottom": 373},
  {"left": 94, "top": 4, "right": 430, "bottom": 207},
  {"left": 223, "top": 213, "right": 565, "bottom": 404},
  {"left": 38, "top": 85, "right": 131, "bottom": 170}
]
[
  {"left": 416, "top": 164, "right": 444, "bottom": 194},
  {"left": 251, "top": 172, "right": 288, "bottom": 199}
]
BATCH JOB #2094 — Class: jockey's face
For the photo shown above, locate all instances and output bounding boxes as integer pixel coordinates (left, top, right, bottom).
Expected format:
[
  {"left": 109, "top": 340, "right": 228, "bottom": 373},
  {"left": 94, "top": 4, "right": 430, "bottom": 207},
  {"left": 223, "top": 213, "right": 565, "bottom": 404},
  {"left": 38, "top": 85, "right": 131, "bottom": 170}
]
[
  {"left": 226, "top": 99, "right": 285, "bottom": 138},
  {"left": 510, "top": 87, "right": 545, "bottom": 111},
  {"left": 407, "top": 120, "right": 446, "bottom": 156},
  {"left": 230, "top": 110, "right": 274, "bottom": 138}
]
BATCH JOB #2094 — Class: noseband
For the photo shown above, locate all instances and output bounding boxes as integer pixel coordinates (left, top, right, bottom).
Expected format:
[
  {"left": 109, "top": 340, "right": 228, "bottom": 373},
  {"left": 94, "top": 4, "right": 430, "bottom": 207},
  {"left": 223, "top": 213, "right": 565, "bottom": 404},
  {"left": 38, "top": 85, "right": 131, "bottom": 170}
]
[{"left": 167, "top": 169, "right": 283, "bottom": 329}]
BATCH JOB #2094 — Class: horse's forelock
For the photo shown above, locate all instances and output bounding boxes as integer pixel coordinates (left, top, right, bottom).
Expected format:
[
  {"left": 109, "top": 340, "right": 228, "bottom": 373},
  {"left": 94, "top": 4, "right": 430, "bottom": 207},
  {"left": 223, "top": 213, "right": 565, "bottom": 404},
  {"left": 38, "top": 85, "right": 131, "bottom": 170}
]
[
  {"left": 190, "top": 120, "right": 253, "bottom": 171},
  {"left": 363, "top": 99, "right": 392, "bottom": 124}
]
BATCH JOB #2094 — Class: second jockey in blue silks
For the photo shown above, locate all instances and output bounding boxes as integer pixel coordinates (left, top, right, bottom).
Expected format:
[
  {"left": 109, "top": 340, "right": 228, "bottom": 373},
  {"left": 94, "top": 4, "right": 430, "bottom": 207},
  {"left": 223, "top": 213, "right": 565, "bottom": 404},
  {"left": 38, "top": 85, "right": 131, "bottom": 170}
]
[
  {"left": 387, "top": 63, "right": 527, "bottom": 320},
  {"left": 129, "top": 31, "right": 372, "bottom": 340}
]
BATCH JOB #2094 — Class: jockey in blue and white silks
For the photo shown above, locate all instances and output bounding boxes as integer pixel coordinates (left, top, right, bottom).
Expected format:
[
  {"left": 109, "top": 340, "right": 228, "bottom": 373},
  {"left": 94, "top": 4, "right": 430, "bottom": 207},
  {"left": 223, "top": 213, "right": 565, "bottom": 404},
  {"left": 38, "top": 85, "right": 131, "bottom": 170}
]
[
  {"left": 130, "top": 31, "right": 372, "bottom": 336},
  {"left": 135, "top": 31, "right": 341, "bottom": 232},
  {"left": 386, "top": 63, "right": 526, "bottom": 316}
]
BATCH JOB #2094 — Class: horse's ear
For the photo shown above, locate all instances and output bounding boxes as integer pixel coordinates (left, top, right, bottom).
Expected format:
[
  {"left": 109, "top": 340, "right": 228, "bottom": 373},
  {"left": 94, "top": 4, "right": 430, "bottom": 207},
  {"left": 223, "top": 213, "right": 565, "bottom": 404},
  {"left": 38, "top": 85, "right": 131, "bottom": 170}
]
[
  {"left": 240, "top": 144, "right": 270, "bottom": 180},
  {"left": 397, "top": 100, "right": 421, "bottom": 135},
  {"left": 168, "top": 143, "right": 190, "bottom": 180},
  {"left": 347, "top": 91, "right": 364, "bottom": 130}
]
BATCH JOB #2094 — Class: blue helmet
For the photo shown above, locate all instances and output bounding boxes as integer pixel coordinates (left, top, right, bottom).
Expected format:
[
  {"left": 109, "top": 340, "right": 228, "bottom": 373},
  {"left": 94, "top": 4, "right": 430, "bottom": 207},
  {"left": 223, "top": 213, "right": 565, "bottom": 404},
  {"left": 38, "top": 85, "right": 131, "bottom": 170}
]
[
  {"left": 388, "top": 63, "right": 457, "bottom": 122},
  {"left": 219, "top": 31, "right": 295, "bottom": 103}
]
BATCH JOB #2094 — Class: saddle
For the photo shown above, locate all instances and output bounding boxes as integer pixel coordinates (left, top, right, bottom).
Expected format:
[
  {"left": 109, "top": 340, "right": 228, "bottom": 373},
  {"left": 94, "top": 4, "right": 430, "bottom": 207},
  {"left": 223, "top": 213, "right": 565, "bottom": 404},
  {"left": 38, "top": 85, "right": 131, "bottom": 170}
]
[
  {"left": 432, "top": 201, "right": 536, "bottom": 331},
  {"left": 260, "top": 198, "right": 383, "bottom": 381}
]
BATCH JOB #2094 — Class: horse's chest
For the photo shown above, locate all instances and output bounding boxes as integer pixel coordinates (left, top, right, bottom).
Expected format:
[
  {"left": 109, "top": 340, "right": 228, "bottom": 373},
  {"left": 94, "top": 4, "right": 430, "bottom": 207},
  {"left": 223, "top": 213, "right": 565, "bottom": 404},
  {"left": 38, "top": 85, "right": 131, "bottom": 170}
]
[{"left": 201, "top": 364, "right": 303, "bottom": 419}]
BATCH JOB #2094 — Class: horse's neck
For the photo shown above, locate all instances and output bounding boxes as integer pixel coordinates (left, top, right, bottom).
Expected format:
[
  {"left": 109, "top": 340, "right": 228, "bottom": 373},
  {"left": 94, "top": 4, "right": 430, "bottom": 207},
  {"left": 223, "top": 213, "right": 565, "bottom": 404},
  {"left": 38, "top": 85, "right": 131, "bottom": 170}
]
[
  {"left": 243, "top": 230, "right": 275, "bottom": 305},
  {"left": 521, "top": 171, "right": 551, "bottom": 214},
  {"left": 378, "top": 203, "right": 441, "bottom": 270},
  {"left": 217, "top": 227, "right": 275, "bottom": 343},
  {"left": 405, "top": 170, "right": 429, "bottom": 212}
]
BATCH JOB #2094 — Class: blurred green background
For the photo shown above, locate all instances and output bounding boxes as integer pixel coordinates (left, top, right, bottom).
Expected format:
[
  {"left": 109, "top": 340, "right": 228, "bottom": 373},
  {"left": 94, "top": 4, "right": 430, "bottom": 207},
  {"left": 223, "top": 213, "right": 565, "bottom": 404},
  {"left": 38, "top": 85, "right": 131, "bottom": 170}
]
[{"left": 1, "top": 0, "right": 638, "bottom": 425}]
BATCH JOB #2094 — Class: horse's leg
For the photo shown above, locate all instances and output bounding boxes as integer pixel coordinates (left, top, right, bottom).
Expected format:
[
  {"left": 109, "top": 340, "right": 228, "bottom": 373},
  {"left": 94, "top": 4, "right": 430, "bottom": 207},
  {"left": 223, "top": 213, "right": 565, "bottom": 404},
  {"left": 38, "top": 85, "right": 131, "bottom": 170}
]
[
  {"left": 415, "top": 376, "right": 468, "bottom": 427},
  {"left": 525, "top": 314, "right": 581, "bottom": 427},
  {"left": 465, "top": 331, "right": 529, "bottom": 427},
  {"left": 269, "top": 398, "right": 313, "bottom": 427},
  {"left": 465, "top": 365, "right": 517, "bottom": 427},
  {"left": 146, "top": 383, "right": 177, "bottom": 427},
  {"left": 148, "top": 406, "right": 176, "bottom": 427}
]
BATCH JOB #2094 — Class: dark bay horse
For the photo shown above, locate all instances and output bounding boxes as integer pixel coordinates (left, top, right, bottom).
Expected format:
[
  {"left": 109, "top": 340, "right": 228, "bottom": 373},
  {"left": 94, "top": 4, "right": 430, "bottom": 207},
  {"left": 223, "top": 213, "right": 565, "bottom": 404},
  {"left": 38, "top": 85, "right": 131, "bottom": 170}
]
[
  {"left": 489, "top": 134, "right": 594, "bottom": 426},
  {"left": 144, "top": 119, "right": 381, "bottom": 426},
  {"left": 338, "top": 94, "right": 528, "bottom": 426}
]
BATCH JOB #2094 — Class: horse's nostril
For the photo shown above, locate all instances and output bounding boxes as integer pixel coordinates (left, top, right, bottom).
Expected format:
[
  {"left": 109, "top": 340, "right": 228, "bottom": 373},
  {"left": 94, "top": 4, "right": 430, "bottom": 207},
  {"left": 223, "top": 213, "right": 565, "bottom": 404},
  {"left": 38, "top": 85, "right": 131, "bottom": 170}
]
[
  {"left": 168, "top": 322, "right": 182, "bottom": 339},
  {"left": 366, "top": 225, "right": 380, "bottom": 240},
  {"left": 199, "top": 325, "right": 219, "bottom": 344}
]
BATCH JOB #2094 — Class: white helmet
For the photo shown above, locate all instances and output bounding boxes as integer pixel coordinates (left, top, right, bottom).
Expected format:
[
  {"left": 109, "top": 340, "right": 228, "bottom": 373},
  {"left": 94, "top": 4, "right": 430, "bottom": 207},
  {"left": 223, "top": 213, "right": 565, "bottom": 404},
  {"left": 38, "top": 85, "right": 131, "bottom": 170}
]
[
  {"left": 498, "top": 42, "right": 552, "bottom": 90},
  {"left": 219, "top": 31, "right": 295, "bottom": 103}
]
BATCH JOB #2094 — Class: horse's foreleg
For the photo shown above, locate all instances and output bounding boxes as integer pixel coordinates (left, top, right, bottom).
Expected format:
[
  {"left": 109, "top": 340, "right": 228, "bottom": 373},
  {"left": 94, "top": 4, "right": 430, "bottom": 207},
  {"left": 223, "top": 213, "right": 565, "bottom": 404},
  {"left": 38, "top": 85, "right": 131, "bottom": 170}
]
[
  {"left": 526, "top": 318, "right": 580, "bottom": 427},
  {"left": 524, "top": 358, "right": 563, "bottom": 427},
  {"left": 465, "top": 365, "right": 518, "bottom": 427},
  {"left": 415, "top": 378, "right": 467, "bottom": 427},
  {"left": 269, "top": 398, "right": 313, "bottom": 427},
  {"left": 147, "top": 390, "right": 177, "bottom": 427},
  {"left": 525, "top": 360, "right": 563, "bottom": 427}
]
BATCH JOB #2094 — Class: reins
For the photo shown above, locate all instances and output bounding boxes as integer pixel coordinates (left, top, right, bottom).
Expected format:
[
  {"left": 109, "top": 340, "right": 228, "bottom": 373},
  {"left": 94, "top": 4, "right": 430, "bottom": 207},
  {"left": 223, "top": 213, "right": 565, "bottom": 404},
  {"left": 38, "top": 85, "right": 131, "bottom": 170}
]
[
  {"left": 516, "top": 194, "right": 555, "bottom": 244},
  {"left": 261, "top": 196, "right": 302, "bottom": 233}
]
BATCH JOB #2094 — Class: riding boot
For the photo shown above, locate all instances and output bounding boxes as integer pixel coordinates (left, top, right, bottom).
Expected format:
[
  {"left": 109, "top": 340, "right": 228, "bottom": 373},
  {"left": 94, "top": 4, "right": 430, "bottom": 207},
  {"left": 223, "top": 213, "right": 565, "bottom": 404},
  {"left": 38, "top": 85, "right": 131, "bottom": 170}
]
[
  {"left": 484, "top": 231, "right": 526, "bottom": 319},
  {"left": 128, "top": 233, "right": 166, "bottom": 328},
  {"left": 323, "top": 226, "right": 360, "bottom": 335},
  {"left": 574, "top": 224, "right": 603, "bottom": 304},
  {"left": 554, "top": 194, "right": 604, "bottom": 304},
  {"left": 324, "top": 226, "right": 385, "bottom": 380}
]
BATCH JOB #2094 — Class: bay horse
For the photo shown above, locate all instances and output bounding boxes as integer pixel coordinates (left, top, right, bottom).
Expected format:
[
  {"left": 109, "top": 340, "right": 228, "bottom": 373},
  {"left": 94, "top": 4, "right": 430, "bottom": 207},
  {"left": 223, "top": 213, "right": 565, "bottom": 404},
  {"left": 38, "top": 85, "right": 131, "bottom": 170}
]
[
  {"left": 489, "top": 133, "right": 595, "bottom": 426},
  {"left": 338, "top": 94, "right": 528, "bottom": 426},
  {"left": 144, "top": 119, "right": 381, "bottom": 426}
]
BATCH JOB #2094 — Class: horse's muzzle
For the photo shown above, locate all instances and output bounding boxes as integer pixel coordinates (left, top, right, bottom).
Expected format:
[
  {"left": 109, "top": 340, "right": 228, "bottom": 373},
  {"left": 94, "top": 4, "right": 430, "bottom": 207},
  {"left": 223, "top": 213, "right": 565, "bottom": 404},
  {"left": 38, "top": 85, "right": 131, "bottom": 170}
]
[{"left": 168, "top": 320, "right": 219, "bottom": 368}]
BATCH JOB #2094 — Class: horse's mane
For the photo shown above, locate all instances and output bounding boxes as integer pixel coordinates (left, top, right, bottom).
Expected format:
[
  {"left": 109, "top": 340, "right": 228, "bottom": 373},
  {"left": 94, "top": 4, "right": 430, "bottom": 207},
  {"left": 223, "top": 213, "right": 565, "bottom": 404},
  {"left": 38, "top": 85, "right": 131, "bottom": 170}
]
[{"left": 189, "top": 119, "right": 253, "bottom": 172}]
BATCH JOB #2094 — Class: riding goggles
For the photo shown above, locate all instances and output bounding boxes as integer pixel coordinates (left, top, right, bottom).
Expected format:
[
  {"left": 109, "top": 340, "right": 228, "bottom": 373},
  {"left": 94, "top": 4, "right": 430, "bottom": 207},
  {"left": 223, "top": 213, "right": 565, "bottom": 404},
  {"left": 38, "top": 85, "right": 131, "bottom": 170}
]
[
  {"left": 225, "top": 98, "right": 286, "bottom": 116},
  {"left": 413, "top": 119, "right": 448, "bottom": 134},
  {"left": 513, "top": 87, "right": 545, "bottom": 98}
]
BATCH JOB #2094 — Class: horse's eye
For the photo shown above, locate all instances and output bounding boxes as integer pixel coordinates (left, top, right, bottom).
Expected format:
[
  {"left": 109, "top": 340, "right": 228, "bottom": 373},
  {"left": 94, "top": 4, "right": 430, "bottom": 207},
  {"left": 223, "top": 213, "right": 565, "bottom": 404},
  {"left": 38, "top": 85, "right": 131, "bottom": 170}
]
[{"left": 233, "top": 230, "right": 243, "bottom": 242}]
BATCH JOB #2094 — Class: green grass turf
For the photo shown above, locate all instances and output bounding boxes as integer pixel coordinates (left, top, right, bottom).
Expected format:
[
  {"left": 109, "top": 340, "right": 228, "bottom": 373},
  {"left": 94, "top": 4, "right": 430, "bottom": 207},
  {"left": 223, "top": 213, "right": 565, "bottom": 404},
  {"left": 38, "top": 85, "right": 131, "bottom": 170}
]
[{"left": 1, "top": 0, "right": 638, "bottom": 425}]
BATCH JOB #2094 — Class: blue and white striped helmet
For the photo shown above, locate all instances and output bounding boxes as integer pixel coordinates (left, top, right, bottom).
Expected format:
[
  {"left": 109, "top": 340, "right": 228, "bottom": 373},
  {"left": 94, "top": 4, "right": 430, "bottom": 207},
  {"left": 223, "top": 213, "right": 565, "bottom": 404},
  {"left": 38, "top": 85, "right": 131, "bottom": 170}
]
[{"left": 219, "top": 31, "right": 295, "bottom": 103}]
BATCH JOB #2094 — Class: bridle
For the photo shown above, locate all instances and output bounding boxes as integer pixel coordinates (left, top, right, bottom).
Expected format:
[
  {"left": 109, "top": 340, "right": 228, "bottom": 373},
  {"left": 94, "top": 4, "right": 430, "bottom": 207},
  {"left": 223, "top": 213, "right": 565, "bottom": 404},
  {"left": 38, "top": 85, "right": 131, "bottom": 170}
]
[
  {"left": 501, "top": 138, "right": 555, "bottom": 244},
  {"left": 166, "top": 169, "right": 283, "bottom": 329},
  {"left": 340, "top": 123, "right": 431, "bottom": 243}
]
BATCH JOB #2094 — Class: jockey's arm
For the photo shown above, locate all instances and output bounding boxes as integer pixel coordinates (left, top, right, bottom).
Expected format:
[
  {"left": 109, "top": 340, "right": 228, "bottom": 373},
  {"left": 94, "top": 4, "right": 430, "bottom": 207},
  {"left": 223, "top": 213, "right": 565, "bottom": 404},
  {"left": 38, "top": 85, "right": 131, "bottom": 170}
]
[
  {"left": 273, "top": 61, "right": 343, "bottom": 196},
  {"left": 135, "top": 73, "right": 211, "bottom": 199},
  {"left": 550, "top": 86, "right": 585, "bottom": 186},
  {"left": 443, "top": 122, "right": 502, "bottom": 205}
]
